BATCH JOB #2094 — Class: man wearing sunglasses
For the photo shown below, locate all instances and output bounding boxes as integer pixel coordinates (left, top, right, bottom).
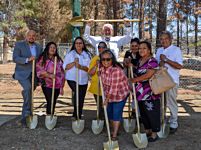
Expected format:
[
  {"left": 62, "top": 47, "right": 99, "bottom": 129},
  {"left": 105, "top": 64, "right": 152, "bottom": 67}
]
[{"left": 83, "top": 18, "right": 132, "bottom": 59}]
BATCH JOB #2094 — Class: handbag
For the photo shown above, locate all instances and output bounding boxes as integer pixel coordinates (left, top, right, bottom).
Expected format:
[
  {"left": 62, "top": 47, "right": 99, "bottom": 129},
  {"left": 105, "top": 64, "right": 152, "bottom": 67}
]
[{"left": 149, "top": 67, "right": 176, "bottom": 95}]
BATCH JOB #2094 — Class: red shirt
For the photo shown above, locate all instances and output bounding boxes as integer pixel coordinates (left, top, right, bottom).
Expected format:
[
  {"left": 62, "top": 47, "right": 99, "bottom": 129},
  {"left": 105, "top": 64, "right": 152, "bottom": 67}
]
[{"left": 100, "top": 66, "right": 129, "bottom": 102}]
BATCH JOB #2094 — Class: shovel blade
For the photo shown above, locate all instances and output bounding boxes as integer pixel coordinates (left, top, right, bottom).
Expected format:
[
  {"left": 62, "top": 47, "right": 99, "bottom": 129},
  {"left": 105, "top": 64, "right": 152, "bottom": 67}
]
[
  {"left": 45, "top": 115, "right": 57, "bottom": 130},
  {"left": 103, "top": 140, "right": 119, "bottom": 150},
  {"left": 92, "top": 120, "right": 104, "bottom": 135},
  {"left": 123, "top": 118, "right": 136, "bottom": 133},
  {"left": 69, "top": 21, "right": 84, "bottom": 27},
  {"left": 72, "top": 120, "right": 85, "bottom": 134},
  {"left": 132, "top": 132, "right": 148, "bottom": 149},
  {"left": 157, "top": 123, "right": 170, "bottom": 138},
  {"left": 26, "top": 115, "right": 38, "bottom": 129}
]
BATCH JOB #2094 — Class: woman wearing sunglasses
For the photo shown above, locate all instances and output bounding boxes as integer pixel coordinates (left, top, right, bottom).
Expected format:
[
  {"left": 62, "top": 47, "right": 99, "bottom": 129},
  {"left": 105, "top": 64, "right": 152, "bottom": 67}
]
[
  {"left": 88, "top": 41, "right": 107, "bottom": 120},
  {"left": 99, "top": 49, "right": 129, "bottom": 140}
]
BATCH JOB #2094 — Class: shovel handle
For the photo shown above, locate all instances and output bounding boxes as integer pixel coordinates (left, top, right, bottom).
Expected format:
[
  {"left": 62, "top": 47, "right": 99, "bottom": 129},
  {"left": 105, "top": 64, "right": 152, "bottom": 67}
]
[
  {"left": 161, "top": 92, "right": 165, "bottom": 125},
  {"left": 130, "top": 66, "right": 141, "bottom": 134},
  {"left": 99, "top": 76, "right": 112, "bottom": 144},
  {"left": 31, "top": 59, "right": 35, "bottom": 115},
  {"left": 128, "top": 68, "right": 131, "bottom": 119},
  {"left": 51, "top": 57, "right": 57, "bottom": 117},
  {"left": 97, "top": 63, "right": 100, "bottom": 120},
  {"left": 76, "top": 58, "right": 79, "bottom": 120},
  {"left": 82, "top": 19, "right": 140, "bottom": 22}
]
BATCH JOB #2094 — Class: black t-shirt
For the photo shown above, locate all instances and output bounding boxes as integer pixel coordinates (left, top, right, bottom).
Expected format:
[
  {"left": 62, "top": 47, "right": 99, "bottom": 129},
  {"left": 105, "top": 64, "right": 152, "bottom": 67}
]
[
  {"left": 124, "top": 50, "right": 141, "bottom": 66},
  {"left": 124, "top": 50, "right": 141, "bottom": 76}
]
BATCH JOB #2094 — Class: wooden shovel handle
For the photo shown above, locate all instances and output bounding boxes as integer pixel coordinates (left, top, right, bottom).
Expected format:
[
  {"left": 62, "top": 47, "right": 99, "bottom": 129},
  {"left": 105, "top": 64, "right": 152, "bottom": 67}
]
[
  {"left": 51, "top": 56, "right": 57, "bottom": 117},
  {"left": 82, "top": 19, "right": 140, "bottom": 22},
  {"left": 31, "top": 60, "right": 35, "bottom": 114}
]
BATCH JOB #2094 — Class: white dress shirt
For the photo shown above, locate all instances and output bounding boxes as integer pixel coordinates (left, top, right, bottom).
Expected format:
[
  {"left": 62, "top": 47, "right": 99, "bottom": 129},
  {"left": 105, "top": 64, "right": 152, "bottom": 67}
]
[
  {"left": 83, "top": 25, "right": 132, "bottom": 59},
  {"left": 155, "top": 45, "right": 183, "bottom": 85},
  {"left": 63, "top": 50, "right": 91, "bottom": 85}
]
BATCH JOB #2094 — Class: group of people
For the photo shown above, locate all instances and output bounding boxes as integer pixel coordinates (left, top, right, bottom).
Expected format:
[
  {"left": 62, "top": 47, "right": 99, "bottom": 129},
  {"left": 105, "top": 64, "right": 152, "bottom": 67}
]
[{"left": 13, "top": 19, "right": 183, "bottom": 143}]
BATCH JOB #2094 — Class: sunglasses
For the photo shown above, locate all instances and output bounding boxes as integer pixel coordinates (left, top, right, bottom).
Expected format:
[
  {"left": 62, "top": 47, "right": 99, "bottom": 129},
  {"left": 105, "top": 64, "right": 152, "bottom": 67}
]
[
  {"left": 98, "top": 46, "right": 106, "bottom": 49},
  {"left": 101, "top": 58, "right": 112, "bottom": 62}
]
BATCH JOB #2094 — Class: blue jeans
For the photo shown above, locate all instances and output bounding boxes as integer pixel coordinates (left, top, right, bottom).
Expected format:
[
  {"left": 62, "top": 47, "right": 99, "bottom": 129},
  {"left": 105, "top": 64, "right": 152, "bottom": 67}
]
[{"left": 107, "top": 97, "right": 127, "bottom": 121}]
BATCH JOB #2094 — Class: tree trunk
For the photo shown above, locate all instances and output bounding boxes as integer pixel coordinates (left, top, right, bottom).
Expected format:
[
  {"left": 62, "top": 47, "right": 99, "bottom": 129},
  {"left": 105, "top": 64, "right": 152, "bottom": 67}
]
[
  {"left": 186, "top": 15, "right": 189, "bottom": 55},
  {"left": 113, "top": 0, "right": 117, "bottom": 36},
  {"left": 177, "top": 18, "right": 180, "bottom": 47},
  {"left": 3, "top": 35, "right": 9, "bottom": 64},
  {"left": 148, "top": 0, "right": 153, "bottom": 41},
  {"left": 194, "top": 0, "right": 198, "bottom": 56},
  {"left": 94, "top": 0, "right": 98, "bottom": 35},
  {"left": 156, "top": 0, "right": 167, "bottom": 48},
  {"left": 138, "top": 0, "right": 144, "bottom": 39}
]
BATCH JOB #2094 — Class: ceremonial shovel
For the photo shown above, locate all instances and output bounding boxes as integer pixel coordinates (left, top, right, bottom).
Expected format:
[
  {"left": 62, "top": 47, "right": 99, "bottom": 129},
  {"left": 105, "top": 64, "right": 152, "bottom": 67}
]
[
  {"left": 26, "top": 59, "right": 38, "bottom": 129},
  {"left": 45, "top": 56, "right": 58, "bottom": 130}
]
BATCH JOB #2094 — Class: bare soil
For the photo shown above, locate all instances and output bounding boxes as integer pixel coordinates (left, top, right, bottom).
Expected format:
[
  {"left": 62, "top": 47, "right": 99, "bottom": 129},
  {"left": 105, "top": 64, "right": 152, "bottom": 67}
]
[{"left": 0, "top": 63, "right": 201, "bottom": 150}]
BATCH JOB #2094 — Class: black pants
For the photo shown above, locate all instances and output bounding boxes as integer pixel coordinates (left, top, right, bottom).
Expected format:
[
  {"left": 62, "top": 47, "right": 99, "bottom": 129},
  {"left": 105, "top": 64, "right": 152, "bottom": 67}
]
[
  {"left": 138, "top": 99, "right": 160, "bottom": 132},
  {"left": 94, "top": 94, "right": 104, "bottom": 120},
  {"left": 42, "top": 86, "right": 60, "bottom": 115},
  {"left": 67, "top": 80, "right": 88, "bottom": 118}
]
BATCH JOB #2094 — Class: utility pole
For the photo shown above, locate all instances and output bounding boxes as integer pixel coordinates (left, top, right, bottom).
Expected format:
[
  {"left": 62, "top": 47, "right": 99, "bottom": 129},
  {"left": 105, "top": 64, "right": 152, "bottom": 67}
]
[{"left": 72, "top": 0, "right": 81, "bottom": 41}]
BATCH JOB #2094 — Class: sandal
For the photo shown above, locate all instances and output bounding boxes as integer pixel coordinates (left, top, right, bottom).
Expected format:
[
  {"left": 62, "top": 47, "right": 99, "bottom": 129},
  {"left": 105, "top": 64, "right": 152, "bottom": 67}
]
[
  {"left": 111, "top": 136, "right": 118, "bottom": 141},
  {"left": 146, "top": 132, "right": 152, "bottom": 137},
  {"left": 148, "top": 135, "right": 159, "bottom": 142}
]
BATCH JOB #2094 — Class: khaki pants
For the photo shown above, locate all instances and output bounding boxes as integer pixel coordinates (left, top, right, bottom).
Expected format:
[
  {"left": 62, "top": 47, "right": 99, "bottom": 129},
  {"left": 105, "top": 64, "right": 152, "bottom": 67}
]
[{"left": 165, "top": 85, "right": 178, "bottom": 128}]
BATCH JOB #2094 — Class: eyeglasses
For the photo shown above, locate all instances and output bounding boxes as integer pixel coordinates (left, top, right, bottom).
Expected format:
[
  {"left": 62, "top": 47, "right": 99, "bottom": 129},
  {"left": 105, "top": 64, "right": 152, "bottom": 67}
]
[
  {"left": 98, "top": 46, "right": 106, "bottom": 49},
  {"left": 101, "top": 58, "right": 112, "bottom": 62},
  {"left": 75, "top": 42, "right": 83, "bottom": 45}
]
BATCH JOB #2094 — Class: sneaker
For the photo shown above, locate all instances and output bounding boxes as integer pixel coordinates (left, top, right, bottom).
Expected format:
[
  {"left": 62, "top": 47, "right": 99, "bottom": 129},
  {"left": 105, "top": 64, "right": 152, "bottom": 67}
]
[{"left": 170, "top": 127, "right": 177, "bottom": 134}]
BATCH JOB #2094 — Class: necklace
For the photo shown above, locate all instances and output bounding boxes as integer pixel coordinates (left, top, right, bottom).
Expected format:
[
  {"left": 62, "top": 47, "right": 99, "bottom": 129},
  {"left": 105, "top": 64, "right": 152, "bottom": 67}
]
[{"left": 139, "top": 56, "right": 151, "bottom": 67}]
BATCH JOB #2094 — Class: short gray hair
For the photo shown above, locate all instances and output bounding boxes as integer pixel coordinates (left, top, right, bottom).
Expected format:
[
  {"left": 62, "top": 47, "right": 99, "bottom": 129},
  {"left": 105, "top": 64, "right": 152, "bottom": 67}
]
[{"left": 159, "top": 31, "right": 173, "bottom": 40}]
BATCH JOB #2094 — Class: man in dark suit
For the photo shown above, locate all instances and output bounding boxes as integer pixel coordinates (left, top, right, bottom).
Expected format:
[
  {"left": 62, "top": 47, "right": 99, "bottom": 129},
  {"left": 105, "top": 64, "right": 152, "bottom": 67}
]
[{"left": 13, "top": 30, "right": 43, "bottom": 126}]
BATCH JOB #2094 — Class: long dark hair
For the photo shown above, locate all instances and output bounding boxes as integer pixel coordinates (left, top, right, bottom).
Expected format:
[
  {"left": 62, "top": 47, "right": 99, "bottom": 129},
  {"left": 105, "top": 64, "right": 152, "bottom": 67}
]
[
  {"left": 70, "top": 36, "right": 92, "bottom": 58},
  {"left": 38, "top": 41, "right": 63, "bottom": 66},
  {"left": 99, "top": 49, "right": 123, "bottom": 69},
  {"left": 98, "top": 41, "right": 107, "bottom": 48}
]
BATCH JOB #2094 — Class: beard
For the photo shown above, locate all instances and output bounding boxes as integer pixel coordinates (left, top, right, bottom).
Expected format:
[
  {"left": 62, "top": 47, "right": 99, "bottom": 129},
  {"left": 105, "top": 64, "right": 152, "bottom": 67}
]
[{"left": 28, "top": 41, "right": 35, "bottom": 44}]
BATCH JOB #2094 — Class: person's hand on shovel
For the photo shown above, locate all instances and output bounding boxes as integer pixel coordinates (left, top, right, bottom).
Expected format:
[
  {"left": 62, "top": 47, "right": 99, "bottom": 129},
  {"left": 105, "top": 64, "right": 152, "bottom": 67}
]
[
  {"left": 87, "top": 19, "right": 94, "bottom": 27},
  {"left": 28, "top": 56, "right": 35, "bottom": 62},
  {"left": 48, "top": 73, "right": 55, "bottom": 79},
  {"left": 74, "top": 58, "right": 79, "bottom": 68},
  {"left": 103, "top": 98, "right": 109, "bottom": 107},
  {"left": 124, "top": 18, "right": 130, "bottom": 27}
]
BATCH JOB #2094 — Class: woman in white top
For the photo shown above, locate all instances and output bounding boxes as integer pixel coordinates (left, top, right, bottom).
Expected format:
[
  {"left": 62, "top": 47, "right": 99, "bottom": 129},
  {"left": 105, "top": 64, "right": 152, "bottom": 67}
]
[{"left": 63, "top": 37, "right": 91, "bottom": 119}]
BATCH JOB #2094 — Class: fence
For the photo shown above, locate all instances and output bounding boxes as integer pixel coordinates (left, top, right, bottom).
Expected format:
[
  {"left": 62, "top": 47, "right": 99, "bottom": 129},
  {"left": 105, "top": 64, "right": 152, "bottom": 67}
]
[{"left": 0, "top": 41, "right": 200, "bottom": 91}]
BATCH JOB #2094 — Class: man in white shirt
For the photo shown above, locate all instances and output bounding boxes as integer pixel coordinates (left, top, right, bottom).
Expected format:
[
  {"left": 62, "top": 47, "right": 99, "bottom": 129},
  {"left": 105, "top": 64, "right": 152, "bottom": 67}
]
[
  {"left": 155, "top": 31, "right": 183, "bottom": 134},
  {"left": 83, "top": 19, "right": 132, "bottom": 59}
]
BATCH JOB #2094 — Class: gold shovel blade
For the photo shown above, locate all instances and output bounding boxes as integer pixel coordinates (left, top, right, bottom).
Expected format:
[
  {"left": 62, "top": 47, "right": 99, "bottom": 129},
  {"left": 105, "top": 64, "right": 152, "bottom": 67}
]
[
  {"left": 69, "top": 16, "right": 84, "bottom": 27},
  {"left": 72, "top": 120, "right": 85, "bottom": 134},
  {"left": 157, "top": 123, "right": 170, "bottom": 138},
  {"left": 91, "top": 120, "right": 104, "bottom": 135},
  {"left": 132, "top": 132, "right": 148, "bottom": 149},
  {"left": 26, "top": 115, "right": 38, "bottom": 129},
  {"left": 45, "top": 115, "right": 57, "bottom": 130},
  {"left": 103, "top": 140, "right": 119, "bottom": 150},
  {"left": 123, "top": 118, "right": 136, "bottom": 133}
]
